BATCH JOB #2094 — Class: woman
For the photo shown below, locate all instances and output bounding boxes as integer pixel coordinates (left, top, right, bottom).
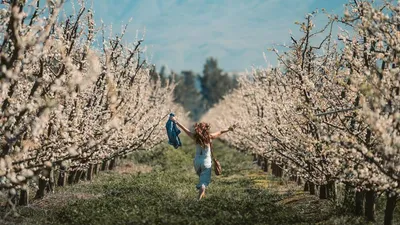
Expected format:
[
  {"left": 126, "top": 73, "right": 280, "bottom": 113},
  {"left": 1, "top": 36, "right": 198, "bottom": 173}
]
[{"left": 169, "top": 115, "right": 234, "bottom": 200}]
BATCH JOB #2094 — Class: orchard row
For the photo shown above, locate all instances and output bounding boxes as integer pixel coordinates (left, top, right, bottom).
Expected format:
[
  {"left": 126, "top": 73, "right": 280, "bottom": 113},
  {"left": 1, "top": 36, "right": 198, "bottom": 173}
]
[
  {"left": 0, "top": 0, "right": 187, "bottom": 215},
  {"left": 204, "top": 1, "right": 400, "bottom": 224}
]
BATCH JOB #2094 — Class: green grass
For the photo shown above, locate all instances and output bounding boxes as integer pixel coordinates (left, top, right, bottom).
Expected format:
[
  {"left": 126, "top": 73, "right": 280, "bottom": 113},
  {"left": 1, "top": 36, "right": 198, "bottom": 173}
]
[{"left": 3, "top": 137, "right": 399, "bottom": 225}]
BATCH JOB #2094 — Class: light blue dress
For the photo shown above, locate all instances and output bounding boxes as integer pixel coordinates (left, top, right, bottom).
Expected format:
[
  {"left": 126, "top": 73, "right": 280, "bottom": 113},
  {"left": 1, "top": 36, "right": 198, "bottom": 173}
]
[{"left": 194, "top": 144, "right": 212, "bottom": 190}]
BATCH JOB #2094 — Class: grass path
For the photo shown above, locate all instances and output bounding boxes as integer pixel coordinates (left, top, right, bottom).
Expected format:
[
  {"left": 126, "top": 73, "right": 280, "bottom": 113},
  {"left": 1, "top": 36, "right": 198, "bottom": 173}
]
[{"left": 2, "top": 139, "right": 378, "bottom": 225}]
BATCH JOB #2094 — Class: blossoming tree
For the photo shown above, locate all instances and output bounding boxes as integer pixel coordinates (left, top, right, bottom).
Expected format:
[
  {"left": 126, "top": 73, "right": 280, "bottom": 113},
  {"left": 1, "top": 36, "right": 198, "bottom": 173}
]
[
  {"left": 203, "top": 1, "right": 399, "bottom": 224},
  {"left": 0, "top": 0, "right": 186, "bottom": 216}
]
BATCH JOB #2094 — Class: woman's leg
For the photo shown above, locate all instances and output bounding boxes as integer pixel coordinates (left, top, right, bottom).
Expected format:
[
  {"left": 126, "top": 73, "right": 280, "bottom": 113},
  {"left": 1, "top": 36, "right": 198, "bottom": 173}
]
[
  {"left": 196, "top": 167, "right": 212, "bottom": 190},
  {"left": 194, "top": 159, "right": 202, "bottom": 178},
  {"left": 197, "top": 168, "right": 211, "bottom": 200},
  {"left": 194, "top": 159, "right": 211, "bottom": 199},
  {"left": 198, "top": 184, "right": 206, "bottom": 200}
]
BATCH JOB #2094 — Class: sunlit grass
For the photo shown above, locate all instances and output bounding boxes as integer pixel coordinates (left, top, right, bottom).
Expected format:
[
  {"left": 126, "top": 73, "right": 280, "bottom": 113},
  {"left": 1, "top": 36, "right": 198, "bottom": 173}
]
[{"left": 6, "top": 138, "right": 398, "bottom": 225}]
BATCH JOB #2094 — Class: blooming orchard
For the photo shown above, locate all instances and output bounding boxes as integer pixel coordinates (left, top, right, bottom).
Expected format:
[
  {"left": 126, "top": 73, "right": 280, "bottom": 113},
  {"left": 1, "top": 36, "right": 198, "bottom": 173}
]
[
  {"left": 204, "top": 1, "right": 399, "bottom": 223},
  {"left": 0, "top": 0, "right": 186, "bottom": 213}
]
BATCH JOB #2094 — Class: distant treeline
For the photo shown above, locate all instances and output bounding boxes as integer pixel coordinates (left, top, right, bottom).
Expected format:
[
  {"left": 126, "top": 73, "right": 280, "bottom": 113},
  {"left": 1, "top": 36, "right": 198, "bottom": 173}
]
[{"left": 150, "top": 57, "right": 238, "bottom": 121}]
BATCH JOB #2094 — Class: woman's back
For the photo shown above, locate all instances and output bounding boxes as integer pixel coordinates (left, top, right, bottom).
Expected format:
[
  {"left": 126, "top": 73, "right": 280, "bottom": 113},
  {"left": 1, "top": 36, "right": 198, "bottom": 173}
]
[
  {"left": 194, "top": 143, "right": 212, "bottom": 170},
  {"left": 195, "top": 143, "right": 211, "bottom": 158}
]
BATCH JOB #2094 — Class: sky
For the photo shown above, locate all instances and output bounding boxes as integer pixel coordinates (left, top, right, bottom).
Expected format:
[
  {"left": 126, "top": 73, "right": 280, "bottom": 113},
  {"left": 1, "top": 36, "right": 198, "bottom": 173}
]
[{"left": 63, "top": 0, "right": 350, "bottom": 74}]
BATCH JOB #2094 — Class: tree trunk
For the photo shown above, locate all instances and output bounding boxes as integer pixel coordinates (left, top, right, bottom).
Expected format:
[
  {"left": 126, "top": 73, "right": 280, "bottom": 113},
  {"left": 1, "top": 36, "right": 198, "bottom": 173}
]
[
  {"left": 384, "top": 192, "right": 397, "bottom": 225},
  {"left": 257, "top": 155, "right": 262, "bottom": 167},
  {"left": 18, "top": 189, "right": 29, "bottom": 206},
  {"left": 343, "top": 184, "right": 354, "bottom": 212},
  {"left": 304, "top": 181, "right": 309, "bottom": 192},
  {"left": 35, "top": 168, "right": 51, "bottom": 199},
  {"left": 271, "top": 162, "right": 276, "bottom": 176},
  {"left": 101, "top": 161, "right": 108, "bottom": 171},
  {"left": 109, "top": 158, "right": 116, "bottom": 170},
  {"left": 46, "top": 169, "right": 55, "bottom": 193},
  {"left": 114, "top": 156, "right": 120, "bottom": 166},
  {"left": 319, "top": 184, "right": 328, "bottom": 199},
  {"left": 74, "top": 170, "right": 83, "bottom": 183},
  {"left": 263, "top": 158, "right": 269, "bottom": 172},
  {"left": 68, "top": 170, "right": 77, "bottom": 185},
  {"left": 276, "top": 166, "right": 282, "bottom": 177},
  {"left": 276, "top": 165, "right": 284, "bottom": 178},
  {"left": 355, "top": 190, "right": 364, "bottom": 216},
  {"left": 365, "top": 189, "right": 376, "bottom": 222},
  {"left": 8, "top": 191, "right": 18, "bottom": 208},
  {"left": 309, "top": 182, "right": 316, "bottom": 195},
  {"left": 80, "top": 170, "right": 87, "bottom": 181},
  {"left": 297, "top": 177, "right": 303, "bottom": 186},
  {"left": 277, "top": 166, "right": 281, "bottom": 177},
  {"left": 34, "top": 177, "right": 47, "bottom": 199},
  {"left": 93, "top": 164, "right": 99, "bottom": 175},
  {"left": 57, "top": 169, "right": 67, "bottom": 187},
  {"left": 327, "top": 181, "right": 336, "bottom": 200},
  {"left": 87, "top": 164, "right": 94, "bottom": 181}
]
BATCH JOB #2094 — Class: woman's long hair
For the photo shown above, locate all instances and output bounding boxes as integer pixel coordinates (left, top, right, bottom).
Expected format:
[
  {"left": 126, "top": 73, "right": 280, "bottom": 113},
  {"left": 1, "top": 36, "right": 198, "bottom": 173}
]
[{"left": 193, "top": 122, "right": 211, "bottom": 148}]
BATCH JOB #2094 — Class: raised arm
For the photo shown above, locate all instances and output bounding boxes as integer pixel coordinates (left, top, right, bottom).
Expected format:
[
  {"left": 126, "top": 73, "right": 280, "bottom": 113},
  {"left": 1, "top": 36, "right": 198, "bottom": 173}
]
[
  {"left": 210, "top": 126, "right": 235, "bottom": 139},
  {"left": 170, "top": 116, "right": 194, "bottom": 139}
]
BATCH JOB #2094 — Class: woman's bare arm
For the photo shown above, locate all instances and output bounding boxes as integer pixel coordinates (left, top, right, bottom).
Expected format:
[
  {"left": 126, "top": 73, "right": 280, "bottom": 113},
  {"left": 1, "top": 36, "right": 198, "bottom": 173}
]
[
  {"left": 210, "top": 126, "right": 234, "bottom": 139},
  {"left": 171, "top": 117, "right": 193, "bottom": 139}
]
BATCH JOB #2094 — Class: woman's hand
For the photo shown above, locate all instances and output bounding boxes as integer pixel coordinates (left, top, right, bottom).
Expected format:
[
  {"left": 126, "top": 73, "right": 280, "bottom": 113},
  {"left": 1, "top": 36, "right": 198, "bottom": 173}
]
[
  {"left": 228, "top": 124, "right": 236, "bottom": 132},
  {"left": 170, "top": 116, "right": 177, "bottom": 122}
]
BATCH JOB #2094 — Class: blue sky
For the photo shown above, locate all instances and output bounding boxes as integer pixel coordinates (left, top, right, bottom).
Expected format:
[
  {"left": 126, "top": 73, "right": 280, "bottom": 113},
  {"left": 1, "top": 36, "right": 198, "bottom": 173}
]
[{"left": 63, "top": 0, "right": 349, "bottom": 74}]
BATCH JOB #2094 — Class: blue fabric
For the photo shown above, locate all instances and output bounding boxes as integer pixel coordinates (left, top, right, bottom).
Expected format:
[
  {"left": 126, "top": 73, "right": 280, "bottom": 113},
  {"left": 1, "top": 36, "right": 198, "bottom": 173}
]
[
  {"left": 194, "top": 158, "right": 212, "bottom": 190},
  {"left": 165, "top": 113, "right": 182, "bottom": 149}
]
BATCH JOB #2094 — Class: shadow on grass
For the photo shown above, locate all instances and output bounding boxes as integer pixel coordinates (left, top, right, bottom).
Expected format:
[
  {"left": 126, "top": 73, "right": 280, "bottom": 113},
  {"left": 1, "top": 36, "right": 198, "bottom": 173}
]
[
  {"left": 6, "top": 138, "right": 389, "bottom": 225},
  {"left": 49, "top": 171, "right": 308, "bottom": 225}
]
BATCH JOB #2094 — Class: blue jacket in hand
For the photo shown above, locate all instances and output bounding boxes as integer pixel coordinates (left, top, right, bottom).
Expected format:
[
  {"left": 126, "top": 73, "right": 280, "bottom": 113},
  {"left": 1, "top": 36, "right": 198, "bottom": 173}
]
[{"left": 166, "top": 113, "right": 182, "bottom": 149}]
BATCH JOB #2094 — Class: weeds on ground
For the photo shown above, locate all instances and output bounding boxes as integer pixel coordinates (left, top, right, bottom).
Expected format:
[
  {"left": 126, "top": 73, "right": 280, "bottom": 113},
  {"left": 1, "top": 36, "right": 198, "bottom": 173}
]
[{"left": 5, "top": 138, "right": 399, "bottom": 225}]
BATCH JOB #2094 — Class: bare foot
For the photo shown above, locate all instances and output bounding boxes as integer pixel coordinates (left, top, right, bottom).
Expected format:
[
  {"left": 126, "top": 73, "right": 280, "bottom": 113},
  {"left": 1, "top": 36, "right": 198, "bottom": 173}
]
[{"left": 198, "top": 184, "right": 206, "bottom": 200}]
